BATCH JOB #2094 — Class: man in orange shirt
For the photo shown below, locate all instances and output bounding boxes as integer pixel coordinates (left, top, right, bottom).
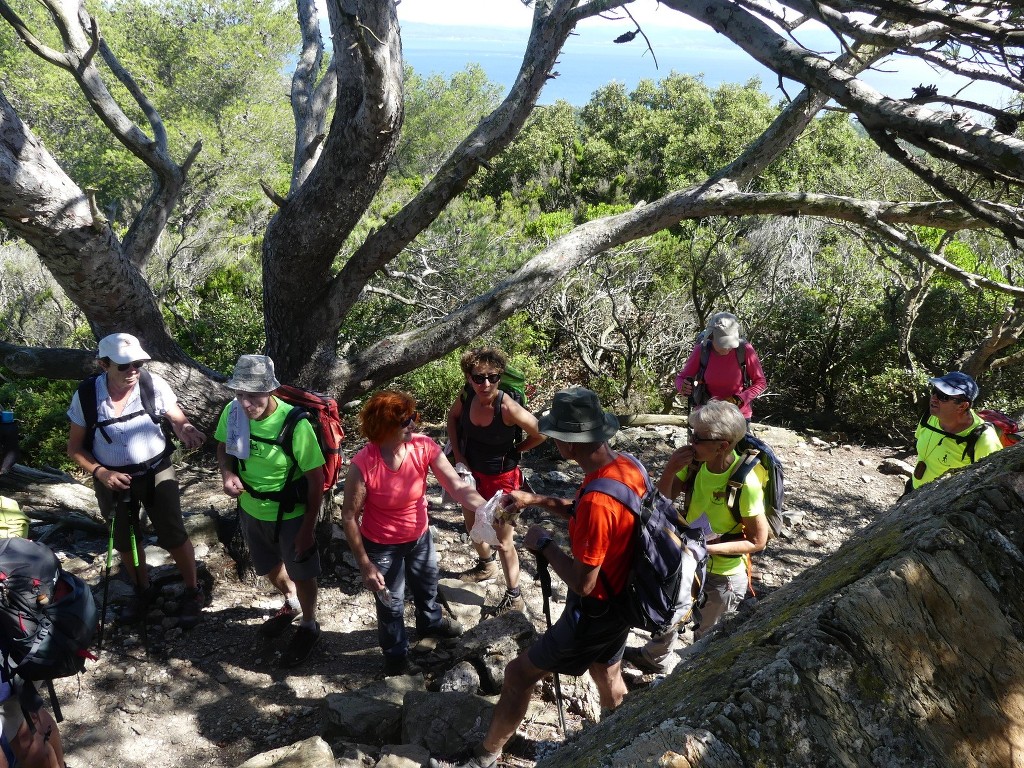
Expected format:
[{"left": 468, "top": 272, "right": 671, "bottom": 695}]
[{"left": 430, "top": 387, "right": 639, "bottom": 768}]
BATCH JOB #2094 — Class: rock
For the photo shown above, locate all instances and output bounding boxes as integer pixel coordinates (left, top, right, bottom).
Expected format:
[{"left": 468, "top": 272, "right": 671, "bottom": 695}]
[
  {"left": 860, "top": 475, "right": 872, "bottom": 483},
  {"left": 546, "top": 471, "right": 572, "bottom": 484},
  {"left": 375, "top": 744, "right": 430, "bottom": 768},
  {"left": 401, "top": 690, "right": 495, "bottom": 755},
  {"left": 477, "top": 636, "right": 522, "bottom": 694},
  {"left": 438, "top": 661, "right": 480, "bottom": 693},
  {"left": 332, "top": 742, "right": 378, "bottom": 767},
  {"left": 235, "top": 735, "right": 334, "bottom": 767},
  {"left": 879, "top": 458, "right": 915, "bottom": 477},
  {"left": 323, "top": 674, "right": 427, "bottom": 744}
]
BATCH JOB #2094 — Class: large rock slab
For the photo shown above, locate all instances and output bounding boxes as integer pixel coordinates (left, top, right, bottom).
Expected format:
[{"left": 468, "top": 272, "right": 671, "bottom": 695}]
[
  {"left": 545, "top": 448, "right": 1024, "bottom": 767},
  {"left": 402, "top": 690, "right": 495, "bottom": 756}
]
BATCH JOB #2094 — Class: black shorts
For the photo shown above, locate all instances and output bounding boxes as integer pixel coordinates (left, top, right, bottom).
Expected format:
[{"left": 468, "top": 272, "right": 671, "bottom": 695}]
[{"left": 528, "top": 592, "right": 630, "bottom": 676}]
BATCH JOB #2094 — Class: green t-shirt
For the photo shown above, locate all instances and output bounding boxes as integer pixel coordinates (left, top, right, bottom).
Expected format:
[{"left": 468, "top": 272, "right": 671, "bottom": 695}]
[
  {"left": 677, "top": 451, "right": 765, "bottom": 577},
  {"left": 913, "top": 412, "right": 1003, "bottom": 489},
  {"left": 215, "top": 398, "right": 326, "bottom": 521}
]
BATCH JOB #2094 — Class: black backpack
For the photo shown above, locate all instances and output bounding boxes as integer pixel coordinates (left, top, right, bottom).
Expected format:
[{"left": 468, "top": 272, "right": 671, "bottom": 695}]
[
  {"left": 578, "top": 453, "right": 709, "bottom": 634},
  {"left": 690, "top": 339, "right": 750, "bottom": 409},
  {"left": 77, "top": 370, "right": 175, "bottom": 470},
  {"left": 0, "top": 538, "right": 98, "bottom": 682},
  {"left": 725, "top": 433, "right": 785, "bottom": 539}
]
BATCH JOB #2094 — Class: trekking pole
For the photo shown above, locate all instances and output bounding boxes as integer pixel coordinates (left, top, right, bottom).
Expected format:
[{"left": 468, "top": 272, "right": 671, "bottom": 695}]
[
  {"left": 535, "top": 550, "right": 567, "bottom": 736},
  {"left": 96, "top": 510, "right": 116, "bottom": 654},
  {"left": 128, "top": 511, "right": 149, "bottom": 651}
]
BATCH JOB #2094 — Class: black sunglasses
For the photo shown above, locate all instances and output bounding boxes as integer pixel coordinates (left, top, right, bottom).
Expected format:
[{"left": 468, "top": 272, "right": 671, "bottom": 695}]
[
  {"left": 116, "top": 361, "right": 146, "bottom": 372},
  {"left": 401, "top": 412, "right": 421, "bottom": 428},
  {"left": 931, "top": 388, "right": 966, "bottom": 403},
  {"left": 689, "top": 430, "right": 720, "bottom": 444},
  {"left": 470, "top": 373, "right": 502, "bottom": 385}
]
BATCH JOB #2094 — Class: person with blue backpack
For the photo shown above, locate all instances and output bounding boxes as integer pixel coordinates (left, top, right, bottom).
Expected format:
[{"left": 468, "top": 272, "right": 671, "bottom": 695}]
[
  {"left": 431, "top": 387, "right": 636, "bottom": 768},
  {"left": 675, "top": 312, "right": 767, "bottom": 422},
  {"left": 446, "top": 347, "right": 545, "bottom": 615},
  {"left": 623, "top": 400, "right": 769, "bottom": 674}
]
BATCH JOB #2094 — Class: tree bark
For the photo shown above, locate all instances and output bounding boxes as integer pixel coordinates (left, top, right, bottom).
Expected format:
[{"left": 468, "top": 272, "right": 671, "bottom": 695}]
[
  {"left": 545, "top": 448, "right": 1024, "bottom": 767},
  {"left": 0, "top": 464, "right": 105, "bottom": 532}
]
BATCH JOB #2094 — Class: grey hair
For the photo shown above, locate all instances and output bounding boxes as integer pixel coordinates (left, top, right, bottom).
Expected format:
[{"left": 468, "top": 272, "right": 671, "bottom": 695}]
[{"left": 690, "top": 400, "right": 747, "bottom": 448}]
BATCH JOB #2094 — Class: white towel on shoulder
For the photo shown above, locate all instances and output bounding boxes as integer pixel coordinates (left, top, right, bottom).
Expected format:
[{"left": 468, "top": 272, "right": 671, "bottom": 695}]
[{"left": 225, "top": 400, "right": 250, "bottom": 460}]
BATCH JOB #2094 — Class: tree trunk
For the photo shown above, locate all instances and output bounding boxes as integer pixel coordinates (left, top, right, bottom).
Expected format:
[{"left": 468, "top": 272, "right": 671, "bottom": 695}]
[
  {"left": 546, "top": 448, "right": 1024, "bottom": 767},
  {"left": 0, "top": 464, "right": 105, "bottom": 532}
]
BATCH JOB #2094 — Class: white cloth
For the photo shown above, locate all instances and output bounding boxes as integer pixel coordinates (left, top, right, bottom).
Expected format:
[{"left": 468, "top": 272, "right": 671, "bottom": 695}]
[{"left": 224, "top": 400, "right": 250, "bottom": 460}]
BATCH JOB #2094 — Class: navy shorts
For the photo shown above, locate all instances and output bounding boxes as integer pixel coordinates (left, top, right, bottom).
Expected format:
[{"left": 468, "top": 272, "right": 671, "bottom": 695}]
[{"left": 528, "top": 592, "right": 630, "bottom": 676}]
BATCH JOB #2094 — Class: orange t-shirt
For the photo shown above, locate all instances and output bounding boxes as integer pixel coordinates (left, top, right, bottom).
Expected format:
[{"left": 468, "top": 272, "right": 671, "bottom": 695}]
[{"left": 569, "top": 454, "right": 642, "bottom": 601}]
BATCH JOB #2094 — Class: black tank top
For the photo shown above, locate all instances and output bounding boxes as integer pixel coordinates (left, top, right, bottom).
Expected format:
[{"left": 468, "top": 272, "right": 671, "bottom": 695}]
[{"left": 462, "top": 391, "right": 519, "bottom": 475}]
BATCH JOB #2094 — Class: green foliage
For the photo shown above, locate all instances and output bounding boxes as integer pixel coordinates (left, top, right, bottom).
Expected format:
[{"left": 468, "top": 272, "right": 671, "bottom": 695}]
[
  {"left": 163, "top": 261, "right": 265, "bottom": 372},
  {"left": 392, "top": 353, "right": 465, "bottom": 422},
  {"left": 0, "top": 379, "right": 78, "bottom": 471}
]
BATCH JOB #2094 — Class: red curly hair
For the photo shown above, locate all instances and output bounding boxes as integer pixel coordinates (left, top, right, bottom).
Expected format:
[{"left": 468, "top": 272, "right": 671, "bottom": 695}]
[{"left": 360, "top": 390, "right": 417, "bottom": 444}]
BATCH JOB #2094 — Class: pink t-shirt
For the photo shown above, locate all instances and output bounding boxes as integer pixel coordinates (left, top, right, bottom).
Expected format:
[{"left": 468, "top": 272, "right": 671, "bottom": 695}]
[
  {"left": 674, "top": 341, "right": 767, "bottom": 419},
  {"left": 351, "top": 433, "right": 441, "bottom": 545}
]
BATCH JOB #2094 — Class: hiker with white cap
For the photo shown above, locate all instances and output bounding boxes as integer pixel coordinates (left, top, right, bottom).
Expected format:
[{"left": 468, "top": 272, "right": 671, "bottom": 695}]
[
  {"left": 214, "top": 354, "right": 326, "bottom": 668},
  {"left": 675, "top": 312, "right": 767, "bottom": 422},
  {"left": 910, "top": 371, "right": 1003, "bottom": 491},
  {"left": 430, "top": 387, "right": 638, "bottom": 768},
  {"left": 67, "top": 333, "right": 206, "bottom": 627}
]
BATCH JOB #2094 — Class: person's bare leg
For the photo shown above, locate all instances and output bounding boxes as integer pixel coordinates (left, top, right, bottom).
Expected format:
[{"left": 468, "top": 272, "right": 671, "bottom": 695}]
[
  {"left": 588, "top": 660, "right": 628, "bottom": 711},
  {"left": 479, "top": 653, "right": 547, "bottom": 755},
  {"left": 293, "top": 576, "right": 318, "bottom": 625},
  {"left": 494, "top": 523, "right": 519, "bottom": 590},
  {"left": 167, "top": 539, "right": 198, "bottom": 590}
]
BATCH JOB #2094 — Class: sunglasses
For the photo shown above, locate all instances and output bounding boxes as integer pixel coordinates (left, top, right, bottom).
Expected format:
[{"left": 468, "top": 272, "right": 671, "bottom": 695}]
[
  {"left": 470, "top": 373, "right": 502, "bottom": 385},
  {"left": 401, "top": 412, "right": 421, "bottom": 428},
  {"left": 689, "top": 431, "right": 720, "bottom": 444},
  {"left": 931, "top": 388, "right": 966, "bottom": 403},
  {"left": 116, "top": 361, "right": 146, "bottom": 372}
]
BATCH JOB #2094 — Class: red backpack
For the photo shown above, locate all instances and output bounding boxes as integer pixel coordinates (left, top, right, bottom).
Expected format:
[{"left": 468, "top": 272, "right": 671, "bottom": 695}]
[
  {"left": 976, "top": 409, "right": 1021, "bottom": 448},
  {"left": 271, "top": 385, "right": 346, "bottom": 492}
]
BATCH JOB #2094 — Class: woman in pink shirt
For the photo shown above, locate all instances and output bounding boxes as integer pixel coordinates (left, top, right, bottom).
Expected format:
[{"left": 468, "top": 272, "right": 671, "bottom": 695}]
[
  {"left": 341, "top": 391, "right": 488, "bottom": 677},
  {"left": 675, "top": 312, "right": 767, "bottom": 422}
]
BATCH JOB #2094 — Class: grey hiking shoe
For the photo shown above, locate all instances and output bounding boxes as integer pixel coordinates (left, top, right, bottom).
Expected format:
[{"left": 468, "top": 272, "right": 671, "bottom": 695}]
[
  {"left": 279, "top": 622, "right": 320, "bottom": 668},
  {"left": 622, "top": 645, "right": 669, "bottom": 675},
  {"left": 429, "top": 747, "right": 499, "bottom": 768},
  {"left": 260, "top": 604, "right": 300, "bottom": 637},
  {"left": 120, "top": 585, "right": 155, "bottom": 624},
  {"left": 420, "top": 617, "right": 463, "bottom": 639},
  {"left": 179, "top": 585, "right": 205, "bottom": 629},
  {"left": 484, "top": 590, "right": 524, "bottom": 617},
  {"left": 459, "top": 557, "right": 498, "bottom": 583}
]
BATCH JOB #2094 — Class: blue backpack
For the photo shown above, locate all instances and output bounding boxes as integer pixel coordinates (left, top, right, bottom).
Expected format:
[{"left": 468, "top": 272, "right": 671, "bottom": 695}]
[
  {"left": 578, "top": 453, "right": 709, "bottom": 634},
  {"left": 726, "top": 433, "right": 784, "bottom": 538}
]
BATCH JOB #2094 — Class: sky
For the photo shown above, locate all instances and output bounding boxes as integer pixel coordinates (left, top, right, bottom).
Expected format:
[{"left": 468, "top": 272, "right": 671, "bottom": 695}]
[{"left": 392, "top": 0, "right": 1012, "bottom": 110}]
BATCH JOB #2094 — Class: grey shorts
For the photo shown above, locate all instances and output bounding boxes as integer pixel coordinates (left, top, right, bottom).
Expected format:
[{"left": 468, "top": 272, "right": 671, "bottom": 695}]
[
  {"left": 528, "top": 592, "right": 630, "bottom": 676},
  {"left": 239, "top": 511, "right": 321, "bottom": 582}
]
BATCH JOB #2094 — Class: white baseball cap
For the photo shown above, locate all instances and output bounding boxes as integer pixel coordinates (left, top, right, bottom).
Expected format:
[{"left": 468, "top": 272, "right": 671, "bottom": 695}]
[{"left": 97, "top": 333, "right": 151, "bottom": 364}]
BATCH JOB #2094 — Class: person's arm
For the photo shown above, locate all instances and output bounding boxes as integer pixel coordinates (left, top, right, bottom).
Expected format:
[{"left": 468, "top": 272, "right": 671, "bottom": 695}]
[
  {"left": 293, "top": 464, "right": 324, "bottom": 558},
  {"left": 506, "top": 488, "right": 575, "bottom": 520},
  {"left": 10, "top": 705, "right": 64, "bottom": 768},
  {"left": 523, "top": 524, "right": 602, "bottom": 596},
  {"left": 674, "top": 344, "right": 702, "bottom": 394},
  {"left": 502, "top": 397, "right": 546, "bottom": 453},
  {"left": 658, "top": 445, "right": 695, "bottom": 500},
  {"left": 432, "top": 450, "right": 487, "bottom": 509},
  {"left": 216, "top": 442, "right": 244, "bottom": 498},
  {"left": 67, "top": 422, "right": 131, "bottom": 493},
  {"left": 445, "top": 397, "right": 467, "bottom": 467},
  {"left": 164, "top": 402, "right": 206, "bottom": 449},
  {"left": 340, "top": 464, "right": 385, "bottom": 592},
  {"left": 738, "top": 343, "right": 768, "bottom": 404},
  {"left": 706, "top": 511, "right": 769, "bottom": 557}
]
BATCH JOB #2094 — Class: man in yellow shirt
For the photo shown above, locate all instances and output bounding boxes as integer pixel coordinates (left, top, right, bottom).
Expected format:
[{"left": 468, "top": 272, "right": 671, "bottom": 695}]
[{"left": 911, "top": 372, "right": 1003, "bottom": 491}]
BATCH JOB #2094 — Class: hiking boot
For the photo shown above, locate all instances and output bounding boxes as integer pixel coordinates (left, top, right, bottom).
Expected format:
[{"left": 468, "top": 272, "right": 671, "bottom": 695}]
[
  {"left": 428, "top": 747, "right": 499, "bottom": 768},
  {"left": 279, "top": 622, "right": 320, "bottom": 668},
  {"left": 459, "top": 557, "right": 498, "bottom": 583},
  {"left": 485, "top": 590, "right": 525, "bottom": 617},
  {"left": 178, "top": 585, "right": 205, "bottom": 629},
  {"left": 260, "top": 604, "right": 300, "bottom": 638},
  {"left": 383, "top": 654, "right": 412, "bottom": 677},
  {"left": 120, "top": 585, "right": 155, "bottom": 624},
  {"left": 420, "top": 617, "right": 463, "bottom": 639},
  {"left": 622, "top": 645, "right": 668, "bottom": 675}
]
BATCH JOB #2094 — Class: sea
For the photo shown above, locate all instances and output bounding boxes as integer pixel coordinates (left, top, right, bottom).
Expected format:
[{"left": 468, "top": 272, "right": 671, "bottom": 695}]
[{"left": 399, "top": 21, "right": 1009, "bottom": 109}]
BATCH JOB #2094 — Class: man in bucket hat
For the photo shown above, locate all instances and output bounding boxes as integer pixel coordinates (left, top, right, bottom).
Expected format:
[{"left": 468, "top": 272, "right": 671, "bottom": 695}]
[
  {"left": 910, "top": 371, "right": 1003, "bottom": 492},
  {"left": 430, "top": 387, "right": 640, "bottom": 768},
  {"left": 214, "top": 355, "right": 326, "bottom": 667}
]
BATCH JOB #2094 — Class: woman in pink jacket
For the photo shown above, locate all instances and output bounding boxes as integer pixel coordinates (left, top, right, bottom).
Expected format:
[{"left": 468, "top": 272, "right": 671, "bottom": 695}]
[{"left": 675, "top": 312, "right": 767, "bottom": 422}]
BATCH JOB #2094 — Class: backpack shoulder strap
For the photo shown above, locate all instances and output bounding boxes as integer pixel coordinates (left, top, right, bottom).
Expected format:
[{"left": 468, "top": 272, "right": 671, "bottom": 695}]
[
  {"left": 697, "top": 339, "right": 712, "bottom": 380},
  {"left": 137, "top": 369, "right": 159, "bottom": 423},
  {"left": 278, "top": 406, "right": 310, "bottom": 462},
  {"left": 726, "top": 449, "right": 761, "bottom": 525},
  {"left": 737, "top": 340, "right": 750, "bottom": 388},
  {"left": 578, "top": 453, "right": 649, "bottom": 515},
  {"left": 77, "top": 375, "right": 100, "bottom": 431},
  {"left": 964, "top": 421, "right": 990, "bottom": 464}
]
